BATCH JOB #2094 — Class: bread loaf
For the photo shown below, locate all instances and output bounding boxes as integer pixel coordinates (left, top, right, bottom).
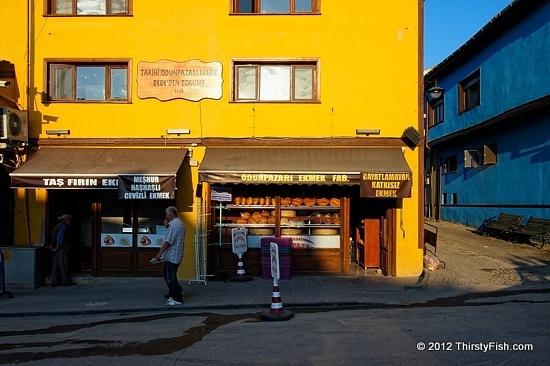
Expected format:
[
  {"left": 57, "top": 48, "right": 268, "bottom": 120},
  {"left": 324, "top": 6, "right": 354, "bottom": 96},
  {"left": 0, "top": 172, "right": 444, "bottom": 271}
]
[
  {"left": 252, "top": 211, "right": 262, "bottom": 222},
  {"left": 304, "top": 198, "right": 316, "bottom": 207},
  {"left": 235, "top": 197, "right": 241, "bottom": 205},
  {"left": 317, "top": 198, "right": 329, "bottom": 206},
  {"left": 236, "top": 218, "right": 248, "bottom": 224},
  {"left": 280, "top": 210, "right": 297, "bottom": 218},
  {"left": 246, "top": 197, "right": 253, "bottom": 205},
  {"left": 265, "top": 197, "right": 271, "bottom": 206},
  {"left": 291, "top": 197, "right": 304, "bottom": 206},
  {"left": 252, "top": 197, "right": 259, "bottom": 205},
  {"left": 282, "top": 228, "right": 302, "bottom": 235},
  {"left": 267, "top": 216, "right": 276, "bottom": 224},
  {"left": 261, "top": 210, "right": 270, "bottom": 218},
  {"left": 311, "top": 228, "right": 339, "bottom": 235},
  {"left": 249, "top": 228, "right": 274, "bottom": 236},
  {"left": 330, "top": 198, "right": 340, "bottom": 207},
  {"left": 281, "top": 197, "right": 292, "bottom": 206},
  {"left": 259, "top": 197, "right": 265, "bottom": 206}
]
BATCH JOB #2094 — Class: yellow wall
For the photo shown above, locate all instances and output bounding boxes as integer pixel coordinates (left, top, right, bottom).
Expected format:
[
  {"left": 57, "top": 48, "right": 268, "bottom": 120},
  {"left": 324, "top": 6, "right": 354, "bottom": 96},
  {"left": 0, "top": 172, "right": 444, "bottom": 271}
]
[{"left": 6, "top": 0, "right": 423, "bottom": 277}]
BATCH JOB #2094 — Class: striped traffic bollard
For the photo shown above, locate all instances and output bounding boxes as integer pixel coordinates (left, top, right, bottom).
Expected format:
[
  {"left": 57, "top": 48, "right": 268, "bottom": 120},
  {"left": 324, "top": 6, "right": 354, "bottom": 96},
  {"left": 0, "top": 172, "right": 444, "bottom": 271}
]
[
  {"left": 270, "top": 283, "right": 284, "bottom": 314},
  {"left": 230, "top": 253, "right": 252, "bottom": 282},
  {"left": 261, "top": 280, "right": 294, "bottom": 321}
]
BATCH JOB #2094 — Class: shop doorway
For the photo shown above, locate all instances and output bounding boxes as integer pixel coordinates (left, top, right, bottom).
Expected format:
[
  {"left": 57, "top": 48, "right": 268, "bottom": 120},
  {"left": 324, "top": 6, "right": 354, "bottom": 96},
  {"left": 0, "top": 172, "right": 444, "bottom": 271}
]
[
  {"left": 48, "top": 190, "right": 172, "bottom": 277},
  {"left": 351, "top": 197, "right": 396, "bottom": 275},
  {"left": 48, "top": 190, "right": 95, "bottom": 275}
]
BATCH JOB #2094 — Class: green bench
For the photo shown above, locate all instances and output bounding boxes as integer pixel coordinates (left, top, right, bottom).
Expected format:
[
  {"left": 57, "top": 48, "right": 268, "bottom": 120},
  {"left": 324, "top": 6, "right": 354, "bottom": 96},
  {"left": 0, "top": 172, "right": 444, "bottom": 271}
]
[
  {"left": 511, "top": 216, "right": 550, "bottom": 248},
  {"left": 483, "top": 212, "right": 524, "bottom": 239}
]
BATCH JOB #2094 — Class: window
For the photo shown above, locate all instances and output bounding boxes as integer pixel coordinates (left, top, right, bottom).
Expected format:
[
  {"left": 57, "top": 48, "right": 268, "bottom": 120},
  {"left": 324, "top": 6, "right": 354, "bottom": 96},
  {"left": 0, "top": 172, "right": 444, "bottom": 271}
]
[
  {"left": 428, "top": 98, "right": 444, "bottom": 127},
  {"left": 459, "top": 70, "right": 480, "bottom": 113},
  {"left": 232, "top": 0, "right": 319, "bottom": 14},
  {"left": 233, "top": 60, "right": 318, "bottom": 102},
  {"left": 444, "top": 156, "right": 457, "bottom": 173},
  {"left": 47, "top": 0, "right": 131, "bottom": 15},
  {"left": 464, "top": 150, "right": 480, "bottom": 168},
  {"left": 46, "top": 60, "right": 130, "bottom": 102},
  {"left": 483, "top": 144, "right": 497, "bottom": 165}
]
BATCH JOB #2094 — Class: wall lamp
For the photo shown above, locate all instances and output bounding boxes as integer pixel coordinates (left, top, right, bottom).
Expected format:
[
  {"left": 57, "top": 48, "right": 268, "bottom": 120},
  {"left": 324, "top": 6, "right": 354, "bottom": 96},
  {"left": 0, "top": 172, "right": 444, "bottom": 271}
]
[
  {"left": 46, "top": 129, "right": 70, "bottom": 136},
  {"left": 425, "top": 80, "right": 445, "bottom": 101},
  {"left": 166, "top": 128, "right": 190, "bottom": 135},
  {"left": 356, "top": 129, "right": 381, "bottom": 136}
]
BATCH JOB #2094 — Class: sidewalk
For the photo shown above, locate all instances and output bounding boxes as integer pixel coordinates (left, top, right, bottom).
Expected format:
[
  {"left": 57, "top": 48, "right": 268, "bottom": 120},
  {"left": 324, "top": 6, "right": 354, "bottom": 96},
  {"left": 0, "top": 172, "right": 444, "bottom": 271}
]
[
  {"left": 0, "top": 273, "right": 429, "bottom": 317},
  {"left": 1, "top": 219, "right": 549, "bottom": 317}
]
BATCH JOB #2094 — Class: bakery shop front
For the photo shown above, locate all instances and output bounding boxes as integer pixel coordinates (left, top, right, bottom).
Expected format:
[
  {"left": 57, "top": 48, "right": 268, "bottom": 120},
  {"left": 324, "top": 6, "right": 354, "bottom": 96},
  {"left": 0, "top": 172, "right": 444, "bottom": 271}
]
[
  {"left": 10, "top": 147, "right": 189, "bottom": 277},
  {"left": 198, "top": 146, "right": 413, "bottom": 277}
]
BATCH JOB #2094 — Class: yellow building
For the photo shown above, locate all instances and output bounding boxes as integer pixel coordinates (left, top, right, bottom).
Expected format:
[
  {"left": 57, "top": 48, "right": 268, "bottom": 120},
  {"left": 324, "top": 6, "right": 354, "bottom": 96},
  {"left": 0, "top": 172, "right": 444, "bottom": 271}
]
[{"left": 1, "top": 0, "right": 425, "bottom": 281}]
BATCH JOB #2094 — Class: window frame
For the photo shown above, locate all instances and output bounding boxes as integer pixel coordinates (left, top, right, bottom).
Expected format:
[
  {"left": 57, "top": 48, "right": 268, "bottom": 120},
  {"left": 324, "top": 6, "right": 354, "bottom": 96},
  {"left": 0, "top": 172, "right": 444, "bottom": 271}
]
[
  {"left": 427, "top": 97, "right": 444, "bottom": 128},
  {"left": 45, "top": 59, "right": 132, "bottom": 103},
  {"left": 443, "top": 155, "right": 457, "bottom": 174},
  {"left": 45, "top": 0, "right": 133, "bottom": 16},
  {"left": 482, "top": 143, "right": 498, "bottom": 165},
  {"left": 458, "top": 70, "right": 480, "bottom": 113},
  {"left": 232, "top": 59, "right": 319, "bottom": 103},
  {"left": 231, "top": 0, "right": 320, "bottom": 14},
  {"left": 464, "top": 149, "right": 480, "bottom": 169}
]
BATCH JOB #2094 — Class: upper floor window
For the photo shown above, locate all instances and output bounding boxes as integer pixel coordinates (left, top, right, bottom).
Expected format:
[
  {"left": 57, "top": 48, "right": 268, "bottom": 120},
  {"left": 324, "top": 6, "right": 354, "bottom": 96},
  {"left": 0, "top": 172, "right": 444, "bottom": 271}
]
[
  {"left": 233, "top": 60, "right": 318, "bottom": 102},
  {"left": 46, "top": 60, "right": 130, "bottom": 102},
  {"left": 459, "top": 70, "right": 480, "bottom": 113},
  {"left": 428, "top": 98, "right": 444, "bottom": 128},
  {"left": 232, "top": 0, "right": 319, "bottom": 14},
  {"left": 47, "top": 0, "right": 131, "bottom": 15},
  {"left": 444, "top": 155, "right": 457, "bottom": 174}
]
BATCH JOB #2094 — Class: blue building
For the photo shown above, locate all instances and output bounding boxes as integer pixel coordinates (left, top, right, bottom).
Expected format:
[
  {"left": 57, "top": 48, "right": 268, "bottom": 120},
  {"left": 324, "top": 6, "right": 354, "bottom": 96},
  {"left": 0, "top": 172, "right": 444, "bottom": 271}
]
[{"left": 424, "top": 0, "right": 550, "bottom": 229}]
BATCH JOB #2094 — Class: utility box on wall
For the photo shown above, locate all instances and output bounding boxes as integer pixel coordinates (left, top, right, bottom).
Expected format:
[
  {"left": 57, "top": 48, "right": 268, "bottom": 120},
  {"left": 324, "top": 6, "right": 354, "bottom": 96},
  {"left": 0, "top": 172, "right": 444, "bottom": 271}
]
[{"left": 0, "top": 246, "right": 47, "bottom": 288}]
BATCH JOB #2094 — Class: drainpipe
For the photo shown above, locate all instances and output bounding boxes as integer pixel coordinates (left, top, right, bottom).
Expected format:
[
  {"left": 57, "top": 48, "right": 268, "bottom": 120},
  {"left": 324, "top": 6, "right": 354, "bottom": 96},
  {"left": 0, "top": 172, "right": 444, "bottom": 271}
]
[{"left": 24, "top": 0, "right": 32, "bottom": 245}]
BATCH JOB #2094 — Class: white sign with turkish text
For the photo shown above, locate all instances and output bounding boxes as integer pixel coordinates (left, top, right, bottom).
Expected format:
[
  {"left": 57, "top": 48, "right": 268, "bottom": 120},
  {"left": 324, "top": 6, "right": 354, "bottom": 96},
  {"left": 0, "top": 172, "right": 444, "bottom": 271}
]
[
  {"left": 270, "top": 242, "right": 280, "bottom": 280},
  {"left": 231, "top": 228, "right": 248, "bottom": 255}
]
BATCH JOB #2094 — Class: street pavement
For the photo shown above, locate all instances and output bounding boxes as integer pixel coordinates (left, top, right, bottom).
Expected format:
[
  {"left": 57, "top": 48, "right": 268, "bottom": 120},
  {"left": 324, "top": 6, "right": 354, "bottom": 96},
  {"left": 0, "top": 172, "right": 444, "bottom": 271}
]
[{"left": 1, "top": 220, "right": 549, "bottom": 317}]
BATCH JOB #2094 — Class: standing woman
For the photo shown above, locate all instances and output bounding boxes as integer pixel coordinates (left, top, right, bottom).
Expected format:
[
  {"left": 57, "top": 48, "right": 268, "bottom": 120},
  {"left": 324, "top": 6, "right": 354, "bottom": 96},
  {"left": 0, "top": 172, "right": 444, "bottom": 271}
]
[{"left": 154, "top": 206, "right": 185, "bottom": 306}]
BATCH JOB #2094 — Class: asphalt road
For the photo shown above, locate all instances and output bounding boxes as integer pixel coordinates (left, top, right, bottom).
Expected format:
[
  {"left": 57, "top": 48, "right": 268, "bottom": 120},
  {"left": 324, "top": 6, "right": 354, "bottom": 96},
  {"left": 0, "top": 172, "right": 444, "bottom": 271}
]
[
  {"left": 1, "top": 299, "right": 548, "bottom": 365},
  {"left": 1, "top": 220, "right": 549, "bottom": 365}
]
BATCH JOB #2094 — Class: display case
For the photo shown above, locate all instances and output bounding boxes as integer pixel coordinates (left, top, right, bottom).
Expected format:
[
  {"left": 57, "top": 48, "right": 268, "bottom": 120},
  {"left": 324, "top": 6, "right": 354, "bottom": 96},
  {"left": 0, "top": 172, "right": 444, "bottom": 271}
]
[{"left": 214, "top": 197, "right": 341, "bottom": 249}]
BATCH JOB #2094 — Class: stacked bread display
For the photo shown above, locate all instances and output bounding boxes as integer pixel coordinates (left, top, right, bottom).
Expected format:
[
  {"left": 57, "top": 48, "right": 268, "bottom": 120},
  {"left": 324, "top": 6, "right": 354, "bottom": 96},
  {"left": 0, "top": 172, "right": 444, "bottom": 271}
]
[
  {"left": 230, "top": 196, "right": 340, "bottom": 236},
  {"left": 233, "top": 196, "right": 340, "bottom": 207}
]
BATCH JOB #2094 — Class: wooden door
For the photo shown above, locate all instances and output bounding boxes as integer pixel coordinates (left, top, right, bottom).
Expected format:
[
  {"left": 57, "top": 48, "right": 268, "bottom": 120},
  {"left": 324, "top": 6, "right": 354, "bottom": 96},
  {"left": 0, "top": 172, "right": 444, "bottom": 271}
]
[{"left": 363, "top": 218, "right": 380, "bottom": 268}]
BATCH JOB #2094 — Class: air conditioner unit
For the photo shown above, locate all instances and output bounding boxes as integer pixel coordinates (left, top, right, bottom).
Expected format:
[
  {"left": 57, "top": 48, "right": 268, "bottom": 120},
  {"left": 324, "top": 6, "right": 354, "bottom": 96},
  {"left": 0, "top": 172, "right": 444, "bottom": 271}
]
[{"left": 0, "top": 107, "right": 28, "bottom": 143}]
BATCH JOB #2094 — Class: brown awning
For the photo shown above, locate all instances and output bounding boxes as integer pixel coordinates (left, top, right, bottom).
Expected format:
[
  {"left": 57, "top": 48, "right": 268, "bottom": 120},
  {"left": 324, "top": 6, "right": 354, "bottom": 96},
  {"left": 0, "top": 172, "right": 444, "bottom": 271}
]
[
  {"left": 10, "top": 148, "right": 187, "bottom": 197},
  {"left": 198, "top": 147, "right": 412, "bottom": 186}
]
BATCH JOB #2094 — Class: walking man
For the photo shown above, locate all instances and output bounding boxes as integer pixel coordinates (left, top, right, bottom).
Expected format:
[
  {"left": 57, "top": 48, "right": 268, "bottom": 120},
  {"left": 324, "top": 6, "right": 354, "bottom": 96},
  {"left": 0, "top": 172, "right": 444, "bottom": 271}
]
[
  {"left": 153, "top": 206, "right": 185, "bottom": 306},
  {"left": 50, "top": 214, "right": 74, "bottom": 287}
]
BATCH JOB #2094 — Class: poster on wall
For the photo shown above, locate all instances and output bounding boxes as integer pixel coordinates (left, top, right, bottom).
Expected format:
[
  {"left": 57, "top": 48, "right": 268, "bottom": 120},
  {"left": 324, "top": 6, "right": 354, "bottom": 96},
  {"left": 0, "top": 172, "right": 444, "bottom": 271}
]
[
  {"left": 137, "top": 59, "right": 223, "bottom": 101},
  {"left": 101, "top": 233, "right": 164, "bottom": 248},
  {"left": 360, "top": 172, "right": 412, "bottom": 198},
  {"left": 137, "top": 234, "right": 164, "bottom": 248},
  {"left": 118, "top": 175, "right": 176, "bottom": 200},
  {"left": 101, "top": 234, "right": 132, "bottom": 248}
]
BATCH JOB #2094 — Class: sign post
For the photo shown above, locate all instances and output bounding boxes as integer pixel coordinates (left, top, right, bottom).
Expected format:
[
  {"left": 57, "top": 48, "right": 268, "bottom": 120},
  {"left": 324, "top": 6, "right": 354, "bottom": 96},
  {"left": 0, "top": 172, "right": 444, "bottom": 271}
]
[
  {"left": 260, "top": 243, "right": 294, "bottom": 321},
  {"left": 230, "top": 228, "right": 252, "bottom": 282}
]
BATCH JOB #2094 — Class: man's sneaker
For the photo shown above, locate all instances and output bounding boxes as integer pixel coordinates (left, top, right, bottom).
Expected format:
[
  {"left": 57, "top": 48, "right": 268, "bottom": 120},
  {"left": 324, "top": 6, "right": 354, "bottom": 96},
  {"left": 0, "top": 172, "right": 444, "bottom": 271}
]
[{"left": 165, "top": 297, "right": 183, "bottom": 306}]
